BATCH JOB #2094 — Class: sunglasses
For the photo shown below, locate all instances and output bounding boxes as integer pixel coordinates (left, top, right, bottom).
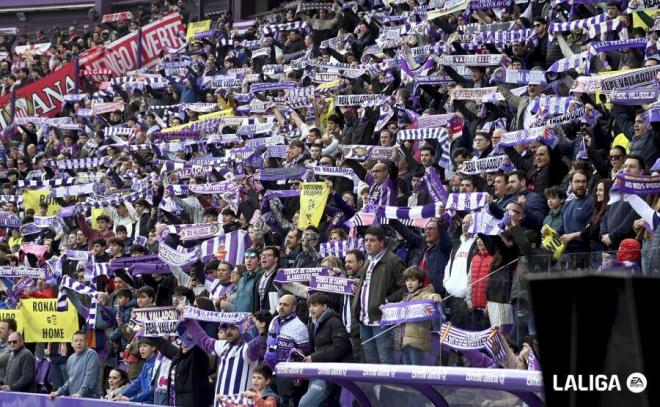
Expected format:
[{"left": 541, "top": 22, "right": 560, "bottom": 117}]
[
  {"left": 8, "top": 340, "right": 17, "bottom": 344},
  {"left": 608, "top": 155, "right": 622, "bottom": 160},
  {"left": 244, "top": 253, "right": 259, "bottom": 258}
]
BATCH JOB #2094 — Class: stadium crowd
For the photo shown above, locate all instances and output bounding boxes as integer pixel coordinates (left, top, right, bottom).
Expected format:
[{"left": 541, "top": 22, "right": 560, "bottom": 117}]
[{"left": 0, "top": 0, "right": 658, "bottom": 405}]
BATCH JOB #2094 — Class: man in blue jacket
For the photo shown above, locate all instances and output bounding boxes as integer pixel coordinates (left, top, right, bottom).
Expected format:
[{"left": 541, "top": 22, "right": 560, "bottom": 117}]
[
  {"left": 390, "top": 216, "right": 453, "bottom": 297},
  {"left": 113, "top": 338, "right": 158, "bottom": 403},
  {"left": 506, "top": 170, "right": 547, "bottom": 231},
  {"left": 600, "top": 155, "right": 645, "bottom": 251}
]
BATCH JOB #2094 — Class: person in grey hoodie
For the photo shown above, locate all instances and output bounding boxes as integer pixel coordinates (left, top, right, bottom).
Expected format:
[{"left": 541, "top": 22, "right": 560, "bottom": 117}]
[{"left": 49, "top": 331, "right": 101, "bottom": 399}]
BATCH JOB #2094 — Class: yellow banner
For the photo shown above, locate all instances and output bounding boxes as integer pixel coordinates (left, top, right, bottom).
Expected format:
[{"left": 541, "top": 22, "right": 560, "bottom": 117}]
[
  {"left": 542, "top": 225, "right": 566, "bottom": 261},
  {"left": 161, "top": 108, "right": 234, "bottom": 132},
  {"left": 316, "top": 80, "right": 341, "bottom": 92},
  {"left": 0, "top": 309, "right": 23, "bottom": 335},
  {"left": 633, "top": 10, "right": 659, "bottom": 30},
  {"left": 20, "top": 299, "right": 79, "bottom": 342},
  {"left": 91, "top": 208, "right": 105, "bottom": 229},
  {"left": 298, "top": 182, "right": 330, "bottom": 229},
  {"left": 22, "top": 189, "right": 62, "bottom": 216},
  {"left": 319, "top": 97, "right": 335, "bottom": 134},
  {"left": 186, "top": 19, "right": 211, "bottom": 41}
]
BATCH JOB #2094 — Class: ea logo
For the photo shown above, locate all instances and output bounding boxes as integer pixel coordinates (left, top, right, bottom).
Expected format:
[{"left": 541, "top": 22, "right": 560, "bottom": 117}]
[{"left": 626, "top": 373, "right": 647, "bottom": 393}]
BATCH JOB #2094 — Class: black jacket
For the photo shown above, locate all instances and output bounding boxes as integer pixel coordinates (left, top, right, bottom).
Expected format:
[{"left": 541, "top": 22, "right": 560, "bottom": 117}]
[
  {"left": 252, "top": 269, "right": 278, "bottom": 313},
  {"left": 151, "top": 337, "right": 213, "bottom": 407},
  {"left": 308, "top": 309, "right": 352, "bottom": 363}
]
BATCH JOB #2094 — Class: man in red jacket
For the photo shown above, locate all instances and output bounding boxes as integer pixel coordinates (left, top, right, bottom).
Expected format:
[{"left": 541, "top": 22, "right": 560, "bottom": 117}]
[{"left": 466, "top": 238, "right": 492, "bottom": 331}]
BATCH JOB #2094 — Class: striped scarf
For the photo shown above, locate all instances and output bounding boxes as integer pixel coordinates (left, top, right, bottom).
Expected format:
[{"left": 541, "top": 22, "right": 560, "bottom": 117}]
[
  {"left": 319, "top": 238, "right": 364, "bottom": 259},
  {"left": 396, "top": 127, "right": 449, "bottom": 142},
  {"left": 45, "top": 157, "right": 109, "bottom": 170},
  {"left": 260, "top": 21, "right": 309, "bottom": 35},
  {"left": 57, "top": 275, "right": 99, "bottom": 329},
  {"left": 549, "top": 14, "right": 607, "bottom": 33},
  {"left": 17, "top": 178, "right": 74, "bottom": 188}
]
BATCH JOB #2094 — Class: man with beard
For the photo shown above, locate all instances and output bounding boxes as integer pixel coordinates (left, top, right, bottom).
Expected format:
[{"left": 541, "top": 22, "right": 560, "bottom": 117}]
[
  {"left": 557, "top": 171, "right": 594, "bottom": 267},
  {"left": 280, "top": 229, "right": 302, "bottom": 268}
]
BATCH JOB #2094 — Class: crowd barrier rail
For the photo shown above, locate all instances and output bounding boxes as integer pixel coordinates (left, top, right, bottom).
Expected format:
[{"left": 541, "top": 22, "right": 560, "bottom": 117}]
[
  {"left": 275, "top": 362, "right": 544, "bottom": 407},
  {"left": 0, "top": 393, "right": 145, "bottom": 406}
]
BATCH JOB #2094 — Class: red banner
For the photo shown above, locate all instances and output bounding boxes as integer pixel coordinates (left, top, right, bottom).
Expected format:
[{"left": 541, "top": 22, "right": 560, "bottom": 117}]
[
  {"left": 0, "top": 62, "right": 76, "bottom": 129},
  {"left": 101, "top": 11, "right": 134, "bottom": 24},
  {"left": 79, "top": 13, "right": 185, "bottom": 78}
]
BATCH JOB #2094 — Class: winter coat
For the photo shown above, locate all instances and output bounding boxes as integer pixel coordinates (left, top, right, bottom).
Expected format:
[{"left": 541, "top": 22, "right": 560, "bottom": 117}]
[
  {"left": 235, "top": 269, "right": 263, "bottom": 312},
  {"left": 351, "top": 250, "right": 406, "bottom": 324},
  {"left": 467, "top": 251, "right": 492, "bottom": 309},
  {"left": 308, "top": 308, "right": 352, "bottom": 363},
  {"left": 150, "top": 337, "right": 213, "bottom": 407},
  {"left": 401, "top": 285, "right": 440, "bottom": 352},
  {"left": 390, "top": 220, "right": 452, "bottom": 296}
]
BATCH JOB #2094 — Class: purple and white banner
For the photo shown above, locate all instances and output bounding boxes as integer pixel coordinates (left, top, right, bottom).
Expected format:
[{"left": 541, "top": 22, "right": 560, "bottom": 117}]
[
  {"left": 490, "top": 68, "right": 547, "bottom": 85},
  {"left": 142, "top": 320, "right": 180, "bottom": 337},
  {"left": 609, "top": 88, "right": 660, "bottom": 105},
  {"left": 600, "top": 65, "right": 660, "bottom": 94},
  {"left": 423, "top": 167, "right": 449, "bottom": 203},
  {"left": 309, "top": 275, "right": 355, "bottom": 296},
  {"left": 451, "top": 87, "right": 503, "bottom": 102},
  {"left": 610, "top": 173, "right": 660, "bottom": 195},
  {"left": 0, "top": 212, "right": 21, "bottom": 228},
  {"left": 189, "top": 181, "right": 239, "bottom": 195},
  {"left": 444, "top": 193, "right": 489, "bottom": 212},
  {"left": 200, "top": 229, "right": 251, "bottom": 265},
  {"left": 496, "top": 127, "right": 557, "bottom": 151},
  {"left": 318, "top": 238, "right": 364, "bottom": 259},
  {"left": 437, "top": 323, "right": 508, "bottom": 362},
  {"left": 334, "top": 94, "right": 384, "bottom": 106},
  {"left": 0, "top": 266, "right": 43, "bottom": 278},
  {"left": 169, "top": 223, "right": 224, "bottom": 241},
  {"left": 414, "top": 113, "right": 455, "bottom": 129},
  {"left": 275, "top": 268, "right": 329, "bottom": 283},
  {"left": 341, "top": 145, "right": 404, "bottom": 162},
  {"left": 380, "top": 299, "right": 442, "bottom": 326},
  {"left": 157, "top": 242, "right": 200, "bottom": 268},
  {"left": 460, "top": 156, "right": 515, "bottom": 175},
  {"left": 182, "top": 306, "right": 258, "bottom": 340},
  {"left": 471, "top": 210, "right": 505, "bottom": 236},
  {"left": 436, "top": 54, "right": 509, "bottom": 67},
  {"left": 249, "top": 81, "right": 298, "bottom": 93},
  {"left": 131, "top": 306, "right": 179, "bottom": 324}
]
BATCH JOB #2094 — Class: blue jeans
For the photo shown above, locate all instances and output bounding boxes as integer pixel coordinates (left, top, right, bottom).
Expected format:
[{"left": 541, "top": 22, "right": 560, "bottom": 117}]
[
  {"left": 299, "top": 379, "right": 330, "bottom": 407},
  {"left": 360, "top": 324, "right": 394, "bottom": 364},
  {"left": 402, "top": 346, "right": 426, "bottom": 366}
]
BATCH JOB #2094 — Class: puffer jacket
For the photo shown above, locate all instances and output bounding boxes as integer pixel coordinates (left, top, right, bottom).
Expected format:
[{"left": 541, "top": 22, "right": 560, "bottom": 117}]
[
  {"left": 401, "top": 285, "right": 440, "bottom": 352},
  {"left": 467, "top": 250, "right": 492, "bottom": 310}
]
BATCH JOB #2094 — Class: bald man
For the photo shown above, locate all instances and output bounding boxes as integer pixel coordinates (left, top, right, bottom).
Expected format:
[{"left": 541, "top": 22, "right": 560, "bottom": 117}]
[
  {"left": 1, "top": 333, "right": 36, "bottom": 392},
  {"left": 368, "top": 162, "right": 398, "bottom": 206},
  {"left": 265, "top": 294, "right": 311, "bottom": 406}
]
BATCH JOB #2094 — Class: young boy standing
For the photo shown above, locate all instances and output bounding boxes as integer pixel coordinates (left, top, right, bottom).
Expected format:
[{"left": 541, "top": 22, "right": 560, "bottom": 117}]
[{"left": 400, "top": 267, "right": 442, "bottom": 366}]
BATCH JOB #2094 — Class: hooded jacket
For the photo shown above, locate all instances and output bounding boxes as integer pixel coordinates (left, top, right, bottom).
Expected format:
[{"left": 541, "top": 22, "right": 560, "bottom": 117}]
[{"left": 308, "top": 308, "right": 352, "bottom": 363}]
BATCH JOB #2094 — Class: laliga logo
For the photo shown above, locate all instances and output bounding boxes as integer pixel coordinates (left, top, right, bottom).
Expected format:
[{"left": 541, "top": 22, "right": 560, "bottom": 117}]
[{"left": 553, "top": 373, "right": 647, "bottom": 393}]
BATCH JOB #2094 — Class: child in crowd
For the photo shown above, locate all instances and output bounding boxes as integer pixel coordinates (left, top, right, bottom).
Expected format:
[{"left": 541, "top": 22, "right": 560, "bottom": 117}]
[{"left": 400, "top": 267, "right": 442, "bottom": 366}]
